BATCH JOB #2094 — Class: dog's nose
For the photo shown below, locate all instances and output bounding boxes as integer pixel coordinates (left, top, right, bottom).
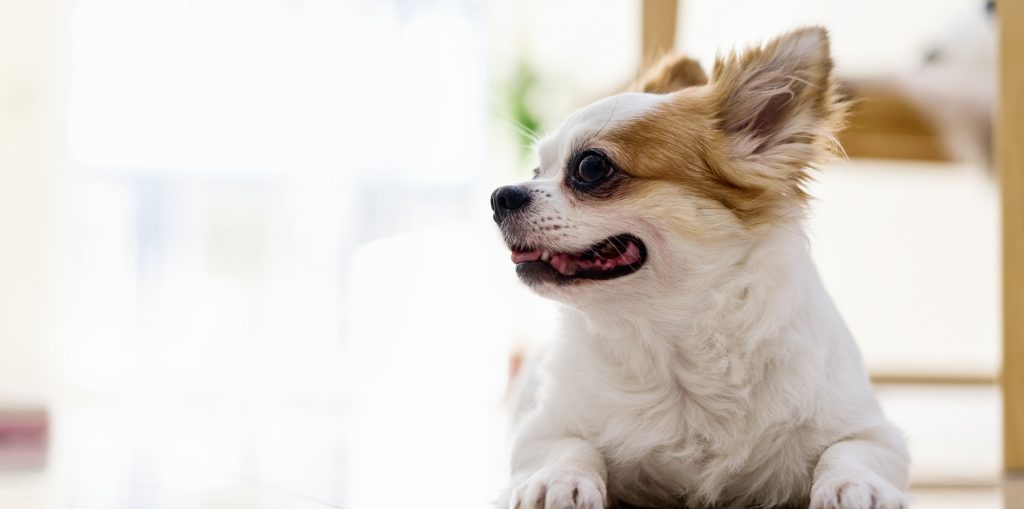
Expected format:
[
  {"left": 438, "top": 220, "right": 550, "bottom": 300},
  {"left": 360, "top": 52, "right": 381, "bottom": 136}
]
[{"left": 490, "top": 185, "right": 531, "bottom": 224}]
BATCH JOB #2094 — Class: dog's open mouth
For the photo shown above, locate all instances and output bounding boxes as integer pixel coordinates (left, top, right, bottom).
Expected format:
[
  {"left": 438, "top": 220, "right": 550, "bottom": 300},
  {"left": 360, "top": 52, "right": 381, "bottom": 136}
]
[{"left": 510, "top": 234, "right": 647, "bottom": 284}]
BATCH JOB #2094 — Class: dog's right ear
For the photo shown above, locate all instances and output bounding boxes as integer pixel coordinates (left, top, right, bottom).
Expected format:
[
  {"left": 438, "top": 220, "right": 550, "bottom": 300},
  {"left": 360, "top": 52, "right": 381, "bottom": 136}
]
[{"left": 633, "top": 54, "right": 709, "bottom": 93}]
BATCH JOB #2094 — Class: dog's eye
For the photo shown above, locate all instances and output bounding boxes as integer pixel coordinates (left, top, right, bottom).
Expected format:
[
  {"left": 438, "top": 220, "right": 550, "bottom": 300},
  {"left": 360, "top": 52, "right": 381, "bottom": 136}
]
[{"left": 575, "top": 153, "right": 613, "bottom": 185}]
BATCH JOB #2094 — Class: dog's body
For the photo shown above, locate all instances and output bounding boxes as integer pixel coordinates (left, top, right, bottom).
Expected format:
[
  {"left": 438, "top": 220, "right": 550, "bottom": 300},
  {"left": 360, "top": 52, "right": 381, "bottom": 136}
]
[{"left": 492, "top": 28, "right": 909, "bottom": 509}]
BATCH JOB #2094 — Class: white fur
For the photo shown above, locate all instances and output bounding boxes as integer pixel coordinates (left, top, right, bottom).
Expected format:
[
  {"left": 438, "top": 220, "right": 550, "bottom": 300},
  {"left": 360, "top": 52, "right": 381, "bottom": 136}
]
[{"left": 499, "top": 93, "right": 909, "bottom": 508}]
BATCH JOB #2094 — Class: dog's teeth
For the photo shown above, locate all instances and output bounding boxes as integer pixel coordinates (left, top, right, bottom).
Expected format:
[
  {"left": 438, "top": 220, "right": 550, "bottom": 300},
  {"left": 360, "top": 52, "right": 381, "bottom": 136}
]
[{"left": 541, "top": 250, "right": 551, "bottom": 261}]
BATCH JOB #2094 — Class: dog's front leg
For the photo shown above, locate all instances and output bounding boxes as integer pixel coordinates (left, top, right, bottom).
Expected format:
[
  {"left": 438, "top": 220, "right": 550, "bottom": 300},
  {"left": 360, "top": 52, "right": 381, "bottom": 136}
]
[
  {"left": 810, "top": 425, "right": 909, "bottom": 509},
  {"left": 505, "top": 427, "right": 607, "bottom": 509}
]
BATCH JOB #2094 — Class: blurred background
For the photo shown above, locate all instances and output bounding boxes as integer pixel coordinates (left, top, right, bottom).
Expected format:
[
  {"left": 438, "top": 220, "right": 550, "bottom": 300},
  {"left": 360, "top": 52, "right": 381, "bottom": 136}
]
[{"left": 0, "top": 0, "right": 1012, "bottom": 507}]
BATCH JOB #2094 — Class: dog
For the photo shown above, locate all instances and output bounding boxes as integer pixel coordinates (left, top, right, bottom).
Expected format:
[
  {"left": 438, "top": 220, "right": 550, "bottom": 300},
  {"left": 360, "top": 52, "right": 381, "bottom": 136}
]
[{"left": 490, "top": 28, "right": 909, "bottom": 509}]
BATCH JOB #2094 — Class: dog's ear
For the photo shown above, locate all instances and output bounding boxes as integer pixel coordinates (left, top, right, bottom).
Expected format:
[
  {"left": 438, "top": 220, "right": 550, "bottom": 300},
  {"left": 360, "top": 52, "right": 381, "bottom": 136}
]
[
  {"left": 634, "top": 55, "right": 708, "bottom": 93},
  {"left": 709, "top": 27, "right": 846, "bottom": 194}
]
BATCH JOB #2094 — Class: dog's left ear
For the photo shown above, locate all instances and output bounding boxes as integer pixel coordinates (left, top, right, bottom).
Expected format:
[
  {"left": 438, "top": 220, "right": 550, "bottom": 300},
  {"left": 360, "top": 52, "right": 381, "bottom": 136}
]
[
  {"left": 634, "top": 54, "right": 709, "bottom": 93},
  {"left": 710, "top": 27, "right": 846, "bottom": 189}
]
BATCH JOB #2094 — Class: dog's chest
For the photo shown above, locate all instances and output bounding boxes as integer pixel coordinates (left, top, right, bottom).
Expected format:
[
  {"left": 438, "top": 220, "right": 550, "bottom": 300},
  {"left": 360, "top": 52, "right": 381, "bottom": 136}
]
[{"left": 569, "top": 367, "right": 818, "bottom": 507}]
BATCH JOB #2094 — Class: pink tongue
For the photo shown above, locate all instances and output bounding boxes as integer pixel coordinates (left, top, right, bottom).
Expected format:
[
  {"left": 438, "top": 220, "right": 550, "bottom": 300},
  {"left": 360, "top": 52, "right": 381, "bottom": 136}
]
[{"left": 511, "top": 249, "right": 542, "bottom": 263}]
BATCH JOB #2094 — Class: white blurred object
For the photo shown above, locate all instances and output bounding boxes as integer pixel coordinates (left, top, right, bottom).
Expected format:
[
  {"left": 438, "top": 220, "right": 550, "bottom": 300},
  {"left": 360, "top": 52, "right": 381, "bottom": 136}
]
[{"left": 906, "top": 1, "right": 995, "bottom": 165}]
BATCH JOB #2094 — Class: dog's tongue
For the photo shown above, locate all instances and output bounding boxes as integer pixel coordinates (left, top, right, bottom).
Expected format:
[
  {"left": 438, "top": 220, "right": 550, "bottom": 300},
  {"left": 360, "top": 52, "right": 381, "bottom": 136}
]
[{"left": 511, "top": 249, "right": 542, "bottom": 264}]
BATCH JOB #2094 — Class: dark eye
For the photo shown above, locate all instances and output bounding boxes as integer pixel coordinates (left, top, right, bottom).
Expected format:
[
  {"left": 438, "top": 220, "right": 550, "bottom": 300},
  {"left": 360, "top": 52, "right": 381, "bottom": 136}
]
[{"left": 574, "top": 152, "right": 613, "bottom": 185}]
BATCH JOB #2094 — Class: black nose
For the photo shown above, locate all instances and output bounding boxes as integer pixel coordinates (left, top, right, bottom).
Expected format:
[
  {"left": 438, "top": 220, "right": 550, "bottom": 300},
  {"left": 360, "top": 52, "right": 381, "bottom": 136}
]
[{"left": 490, "top": 185, "right": 531, "bottom": 224}]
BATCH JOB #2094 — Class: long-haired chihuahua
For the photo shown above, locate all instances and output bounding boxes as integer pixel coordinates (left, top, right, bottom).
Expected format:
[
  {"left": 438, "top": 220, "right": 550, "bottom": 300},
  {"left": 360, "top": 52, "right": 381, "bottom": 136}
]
[{"left": 490, "top": 27, "right": 909, "bottom": 509}]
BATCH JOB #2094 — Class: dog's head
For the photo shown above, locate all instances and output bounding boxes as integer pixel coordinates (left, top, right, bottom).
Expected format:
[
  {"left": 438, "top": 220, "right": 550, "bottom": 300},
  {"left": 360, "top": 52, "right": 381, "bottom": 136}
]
[{"left": 491, "top": 28, "right": 845, "bottom": 309}]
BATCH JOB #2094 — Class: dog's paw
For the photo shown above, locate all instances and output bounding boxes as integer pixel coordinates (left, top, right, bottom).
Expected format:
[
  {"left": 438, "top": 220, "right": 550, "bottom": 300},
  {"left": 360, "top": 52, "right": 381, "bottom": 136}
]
[
  {"left": 508, "top": 465, "right": 606, "bottom": 509},
  {"left": 810, "top": 474, "right": 907, "bottom": 509}
]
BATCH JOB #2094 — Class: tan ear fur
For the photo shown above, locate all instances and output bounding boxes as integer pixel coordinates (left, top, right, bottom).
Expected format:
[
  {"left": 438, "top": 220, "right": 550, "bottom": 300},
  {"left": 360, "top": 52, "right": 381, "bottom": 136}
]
[
  {"left": 707, "top": 26, "right": 848, "bottom": 204},
  {"left": 634, "top": 54, "right": 709, "bottom": 93}
]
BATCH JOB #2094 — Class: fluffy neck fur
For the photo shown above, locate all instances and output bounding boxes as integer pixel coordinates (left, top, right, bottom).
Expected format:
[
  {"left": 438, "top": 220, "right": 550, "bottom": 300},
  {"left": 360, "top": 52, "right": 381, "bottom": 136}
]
[{"left": 572, "top": 215, "right": 813, "bottom": 366}]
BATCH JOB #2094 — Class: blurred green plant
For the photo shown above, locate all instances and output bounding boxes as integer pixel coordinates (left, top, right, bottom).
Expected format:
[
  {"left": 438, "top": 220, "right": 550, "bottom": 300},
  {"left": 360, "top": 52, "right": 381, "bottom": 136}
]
[{"left": 498, "top": 61, "right": 543, "bottom": 163}]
